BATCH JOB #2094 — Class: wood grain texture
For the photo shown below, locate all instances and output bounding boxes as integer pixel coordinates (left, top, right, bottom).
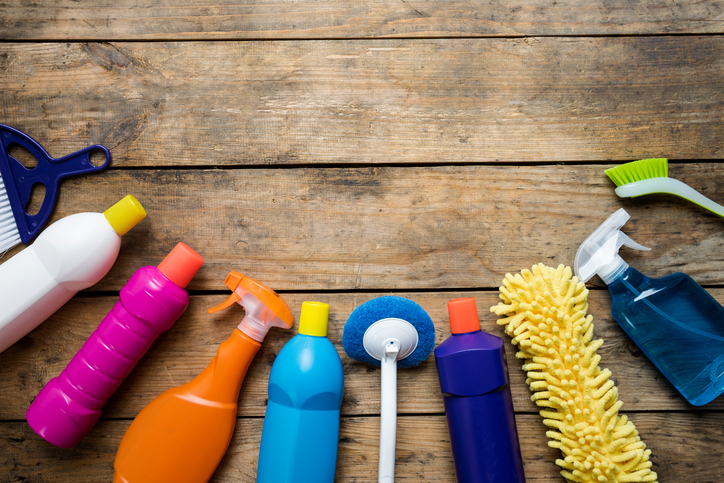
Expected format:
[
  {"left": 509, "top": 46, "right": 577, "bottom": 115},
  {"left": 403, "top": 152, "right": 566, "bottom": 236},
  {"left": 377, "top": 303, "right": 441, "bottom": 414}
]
[
  {"left": 2, "top": 290, "right": 722, "bottom": 421},
  {"left": 1, "top": 37, "right": 721, "bottom": 166},
  {"left": 4, "top": 164, "right": 724, "bottom": 291},
  {"left": 2, "top": 413, "right": 722, "bottom": 482},
  {"left": 1, "top": 5, "right": 723, "bottom": 482},
  {"left": 0, "top": 0, "right": 722, "bottom": 40}
]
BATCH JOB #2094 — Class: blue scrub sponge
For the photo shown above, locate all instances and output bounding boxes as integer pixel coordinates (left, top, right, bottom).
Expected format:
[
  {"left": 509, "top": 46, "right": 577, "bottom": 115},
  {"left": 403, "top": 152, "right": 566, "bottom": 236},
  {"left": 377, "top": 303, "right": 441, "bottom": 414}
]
[{"left": 343, "top": 296, "right": 435, "bottom": 369}]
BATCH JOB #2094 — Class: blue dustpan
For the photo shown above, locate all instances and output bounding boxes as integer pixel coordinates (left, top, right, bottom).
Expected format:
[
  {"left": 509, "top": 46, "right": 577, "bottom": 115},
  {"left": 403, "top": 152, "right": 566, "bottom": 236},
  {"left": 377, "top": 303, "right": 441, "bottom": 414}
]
[{"left": 0, "top": 124, "right": 110, "bottom": 245}]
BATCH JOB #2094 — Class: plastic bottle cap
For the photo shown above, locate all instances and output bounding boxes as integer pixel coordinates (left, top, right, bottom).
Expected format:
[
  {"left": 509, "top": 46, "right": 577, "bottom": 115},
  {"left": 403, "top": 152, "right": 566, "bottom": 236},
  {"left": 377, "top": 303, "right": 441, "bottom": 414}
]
[
  {"left": 447, "top": 297, "right": 481, "bottom": 334},
  {"left": 157, "top": 243, "right": 204, "bottom": 288},
  {"left": 298, "top": 301, "right": 330, "bottom": 337},
  {"left": 103, "top": 195, "right": 147, "bottom": 236}
]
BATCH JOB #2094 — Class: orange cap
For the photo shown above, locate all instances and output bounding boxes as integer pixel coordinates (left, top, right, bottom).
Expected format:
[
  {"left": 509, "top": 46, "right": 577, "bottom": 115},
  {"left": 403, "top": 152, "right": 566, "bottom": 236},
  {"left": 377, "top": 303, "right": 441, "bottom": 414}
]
[
  {"left": 447, "top": 298, "right": 481, "bottom": 334},
  {"left": 157, "top": 243, "right": 204, "bottom": 288}
]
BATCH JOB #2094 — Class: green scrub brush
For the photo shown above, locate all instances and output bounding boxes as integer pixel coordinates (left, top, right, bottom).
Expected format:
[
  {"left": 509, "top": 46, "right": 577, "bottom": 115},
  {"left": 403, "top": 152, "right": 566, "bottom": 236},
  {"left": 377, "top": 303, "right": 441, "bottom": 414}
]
[{"left": 605, "top": 158, "right": 724, "bottom": 218}]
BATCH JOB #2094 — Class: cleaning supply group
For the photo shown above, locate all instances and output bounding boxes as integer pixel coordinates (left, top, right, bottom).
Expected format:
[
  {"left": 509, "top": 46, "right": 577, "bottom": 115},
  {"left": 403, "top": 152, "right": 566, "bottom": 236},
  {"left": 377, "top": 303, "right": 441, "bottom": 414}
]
[
  {"left": 2, "top": 125, "right": 724, "bottom": 483},
  {"left": 0, "top": 124, "right": 525, "bottom": 482},
  {"left": 0, "top": 194, "right": 524, "bottom": 483}
]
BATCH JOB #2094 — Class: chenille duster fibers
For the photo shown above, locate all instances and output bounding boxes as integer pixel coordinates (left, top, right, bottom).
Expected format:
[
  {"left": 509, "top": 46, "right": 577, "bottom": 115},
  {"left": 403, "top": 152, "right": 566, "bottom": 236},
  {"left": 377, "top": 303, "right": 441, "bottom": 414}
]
[{"left": 490, "top": 264, "right": 657, "bottom": 483}]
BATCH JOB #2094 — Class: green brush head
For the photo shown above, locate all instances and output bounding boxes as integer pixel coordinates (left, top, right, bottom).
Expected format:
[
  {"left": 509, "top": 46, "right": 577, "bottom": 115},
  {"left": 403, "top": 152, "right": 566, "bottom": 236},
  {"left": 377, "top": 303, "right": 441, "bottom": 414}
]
[{"left": 605, "top": 158, "right": 668, "bottom": 186}]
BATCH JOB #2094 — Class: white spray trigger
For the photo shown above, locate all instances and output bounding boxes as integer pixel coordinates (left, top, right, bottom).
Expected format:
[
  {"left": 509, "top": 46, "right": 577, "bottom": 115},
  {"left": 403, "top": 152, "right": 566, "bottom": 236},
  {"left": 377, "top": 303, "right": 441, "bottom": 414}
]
[
  {"left": 574, "top": 208, "right": 650, "bottom": 284},
  {"left": 618, "top": 231, "right": 650, "bottom": 252}
]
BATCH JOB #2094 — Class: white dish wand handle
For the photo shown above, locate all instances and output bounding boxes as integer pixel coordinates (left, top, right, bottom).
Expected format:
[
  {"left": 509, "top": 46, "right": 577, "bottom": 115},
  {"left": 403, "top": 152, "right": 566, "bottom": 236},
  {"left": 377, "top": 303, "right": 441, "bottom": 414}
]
[
  {"left": 362, "top": 317, "right": 420, "bottom": 483},
  {"left": 379, "top": 341, "right": 399, "bottom": 483}
]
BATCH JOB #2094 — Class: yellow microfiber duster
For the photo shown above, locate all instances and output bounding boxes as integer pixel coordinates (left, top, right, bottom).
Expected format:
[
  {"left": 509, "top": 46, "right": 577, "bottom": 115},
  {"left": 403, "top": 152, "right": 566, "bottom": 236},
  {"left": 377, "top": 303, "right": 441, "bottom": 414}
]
[{"left": 490, "top": 263, "right": 657, "bottom": 483}]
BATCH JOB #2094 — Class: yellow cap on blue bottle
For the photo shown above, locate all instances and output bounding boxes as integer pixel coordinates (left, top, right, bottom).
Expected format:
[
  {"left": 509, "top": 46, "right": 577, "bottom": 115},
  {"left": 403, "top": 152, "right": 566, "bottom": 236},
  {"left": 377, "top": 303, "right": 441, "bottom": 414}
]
[{"left": 298, "top": 301, "right": 329, "bottom": 337}]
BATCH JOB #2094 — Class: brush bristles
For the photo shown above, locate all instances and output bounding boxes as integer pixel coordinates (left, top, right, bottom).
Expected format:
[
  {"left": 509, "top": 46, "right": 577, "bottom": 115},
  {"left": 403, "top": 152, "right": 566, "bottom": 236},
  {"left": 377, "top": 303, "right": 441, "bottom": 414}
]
[
  {"left": 604, "top": 158, "right": 668, "bottom": 187},
  {"left": 0, "top": 176, "right": 21, "bottom": 253}
]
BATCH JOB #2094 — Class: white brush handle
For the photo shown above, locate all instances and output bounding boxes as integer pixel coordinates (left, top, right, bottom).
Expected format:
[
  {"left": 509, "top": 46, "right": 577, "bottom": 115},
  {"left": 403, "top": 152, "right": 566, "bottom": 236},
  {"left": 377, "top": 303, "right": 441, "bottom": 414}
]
[
  {"left": 379, "top": 341, "right": 399, "bottom": 483},
  {"left": 615, "top": 178, "right": 724, "bottom": 218}
]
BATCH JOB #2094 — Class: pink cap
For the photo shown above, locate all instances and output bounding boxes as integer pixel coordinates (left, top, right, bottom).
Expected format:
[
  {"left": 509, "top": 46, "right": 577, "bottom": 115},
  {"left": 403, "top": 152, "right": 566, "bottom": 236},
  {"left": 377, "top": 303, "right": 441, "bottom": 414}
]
[{"left": 157, "top": 243, "right": 204, "bottom": 288}]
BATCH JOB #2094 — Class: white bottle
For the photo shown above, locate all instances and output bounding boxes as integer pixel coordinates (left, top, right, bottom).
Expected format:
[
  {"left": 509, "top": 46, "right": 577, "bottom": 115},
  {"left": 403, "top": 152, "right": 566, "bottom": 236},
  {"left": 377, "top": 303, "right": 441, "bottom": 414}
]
[{"left": 0, "top": 195, "right": 146, "bottom": 353}]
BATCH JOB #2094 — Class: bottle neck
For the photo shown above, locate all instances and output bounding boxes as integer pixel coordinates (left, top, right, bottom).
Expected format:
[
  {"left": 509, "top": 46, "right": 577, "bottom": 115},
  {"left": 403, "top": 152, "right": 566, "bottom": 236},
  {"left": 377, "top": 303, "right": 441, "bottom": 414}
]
[
  {"left": 452, "top": 329, "right": 481, "bottom": 336},
  {"left": 238, "top": 315, "right": 269, "bottom": 341},
  {"left": 609, "top": 266, "right": 645, "bottom": 295},
  {"left": 599, "top": 255, "right": 628, "bottom": 285}
]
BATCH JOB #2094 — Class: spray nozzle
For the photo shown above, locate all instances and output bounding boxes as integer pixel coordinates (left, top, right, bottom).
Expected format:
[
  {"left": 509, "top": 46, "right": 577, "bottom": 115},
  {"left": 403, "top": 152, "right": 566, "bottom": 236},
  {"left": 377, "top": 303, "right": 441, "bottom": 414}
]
[
  {"left": 208, "top": 272, "right": 293, "bottom": 342},
  {"left": 574, "top": 208, "right": 650, "bottom": 284}
]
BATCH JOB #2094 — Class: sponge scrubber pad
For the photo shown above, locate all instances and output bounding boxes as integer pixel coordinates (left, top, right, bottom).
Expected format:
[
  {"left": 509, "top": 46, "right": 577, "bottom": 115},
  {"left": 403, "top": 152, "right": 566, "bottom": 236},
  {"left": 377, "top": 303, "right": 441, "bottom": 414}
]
[
  {"left": 491, "top": 264, "right": 657, "bottom": 483},
  {"left": 343, "top": 296, "right": 435, "bottom": 368}
]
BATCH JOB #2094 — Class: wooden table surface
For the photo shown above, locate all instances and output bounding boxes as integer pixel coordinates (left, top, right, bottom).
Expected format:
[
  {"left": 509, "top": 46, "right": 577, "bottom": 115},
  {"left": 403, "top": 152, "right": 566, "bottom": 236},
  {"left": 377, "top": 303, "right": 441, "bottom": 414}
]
[{"left": 1, "top": 2, "right": 723, "bottom": 482}]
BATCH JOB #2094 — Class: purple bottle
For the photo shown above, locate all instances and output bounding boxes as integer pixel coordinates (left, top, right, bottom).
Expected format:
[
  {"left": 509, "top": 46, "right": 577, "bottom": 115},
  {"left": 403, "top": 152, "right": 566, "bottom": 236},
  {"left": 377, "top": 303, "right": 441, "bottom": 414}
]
[
  {"left": 434, "top": 298, "right": 525, "bottom": 483},
  {"left": 26, "top": 242, "right": 204, "bottom": 448}
]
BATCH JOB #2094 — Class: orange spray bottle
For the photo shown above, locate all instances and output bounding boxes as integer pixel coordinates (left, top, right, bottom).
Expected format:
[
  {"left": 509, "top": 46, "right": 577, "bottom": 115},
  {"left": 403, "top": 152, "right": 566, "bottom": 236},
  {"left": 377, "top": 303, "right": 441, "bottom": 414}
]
[{"left": 113, "top": 272, "right": 293, "bottom": 483}]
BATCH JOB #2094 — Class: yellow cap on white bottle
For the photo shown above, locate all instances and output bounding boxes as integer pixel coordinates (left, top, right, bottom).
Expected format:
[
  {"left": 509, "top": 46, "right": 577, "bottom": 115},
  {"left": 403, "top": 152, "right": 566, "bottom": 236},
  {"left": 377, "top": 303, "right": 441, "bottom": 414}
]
[{"left": 104, "top": 195, "right": 147, "bottom": 236}]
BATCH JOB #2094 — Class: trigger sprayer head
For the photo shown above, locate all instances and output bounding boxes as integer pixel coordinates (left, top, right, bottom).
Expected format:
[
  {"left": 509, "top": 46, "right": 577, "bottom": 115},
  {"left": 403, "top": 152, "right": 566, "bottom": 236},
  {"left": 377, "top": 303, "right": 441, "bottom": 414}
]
[
  {"left": 574, "top": 208, "right": 650, "bottom": 285},
  {"left": 208, "top": 272, "right": 293, "bottom": 342}
]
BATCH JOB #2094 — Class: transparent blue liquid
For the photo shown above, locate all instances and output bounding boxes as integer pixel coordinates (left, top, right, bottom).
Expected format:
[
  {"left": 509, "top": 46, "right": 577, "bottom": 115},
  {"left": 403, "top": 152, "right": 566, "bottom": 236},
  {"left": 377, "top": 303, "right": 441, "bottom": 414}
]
[{"left": 610, "top": 267, "right": 724, "bottom": 406}]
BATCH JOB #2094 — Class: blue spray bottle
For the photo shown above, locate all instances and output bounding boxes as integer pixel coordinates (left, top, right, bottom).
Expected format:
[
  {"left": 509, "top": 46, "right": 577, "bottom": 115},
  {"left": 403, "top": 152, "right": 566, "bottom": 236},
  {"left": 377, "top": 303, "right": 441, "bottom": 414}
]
[
  {"left": 575, "top": 208, "right": 724, "bottom": 406},
  {"left": 256, "top": 301, "right": 344, "bottom": 483}
]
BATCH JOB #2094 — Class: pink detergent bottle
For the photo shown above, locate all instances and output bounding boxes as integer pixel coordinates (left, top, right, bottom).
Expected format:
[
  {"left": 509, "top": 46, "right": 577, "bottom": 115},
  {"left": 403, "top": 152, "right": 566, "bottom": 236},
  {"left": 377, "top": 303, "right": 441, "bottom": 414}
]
[{"left": 26, "top": 242, "right": 204, "bottom": 448}]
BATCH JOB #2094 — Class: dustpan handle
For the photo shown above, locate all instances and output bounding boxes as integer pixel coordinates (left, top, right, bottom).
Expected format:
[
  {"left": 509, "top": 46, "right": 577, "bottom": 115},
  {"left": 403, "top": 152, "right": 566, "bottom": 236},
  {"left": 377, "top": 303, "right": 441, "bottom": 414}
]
[
  {"left": 0, "top": 125, "right": 110, "bottom": 243},
  {"left": 25, "top": 144, "right": 111, "bottom": 236}
]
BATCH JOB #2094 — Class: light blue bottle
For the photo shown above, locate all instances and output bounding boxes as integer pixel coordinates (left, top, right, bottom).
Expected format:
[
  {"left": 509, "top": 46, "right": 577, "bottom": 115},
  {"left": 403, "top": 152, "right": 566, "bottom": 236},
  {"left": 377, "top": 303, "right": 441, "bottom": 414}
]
[
  {"left": 256, "top": 301, "right": 344, "bottom": 483},
  {"left": 575, "top": 208, "right": 724, "bottom": 406}
]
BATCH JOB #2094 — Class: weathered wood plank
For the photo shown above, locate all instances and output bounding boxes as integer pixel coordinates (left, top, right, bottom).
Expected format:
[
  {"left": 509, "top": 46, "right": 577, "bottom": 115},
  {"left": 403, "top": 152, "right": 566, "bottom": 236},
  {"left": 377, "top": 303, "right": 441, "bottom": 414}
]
[
  {"left": 0, "top": 0, "right": 722, "bottom": 40},
  {"left": 1, "top": 413, "right": 720, "bottom": 482},
  {"left": 1, "top": 37, "right": 721, "bottom": 166},
  {"left": 5, "top": 164, "right": 724, "bottom": 291},
  {"left": 2, "top": 290, "right": 722, "bottom": 421}
]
